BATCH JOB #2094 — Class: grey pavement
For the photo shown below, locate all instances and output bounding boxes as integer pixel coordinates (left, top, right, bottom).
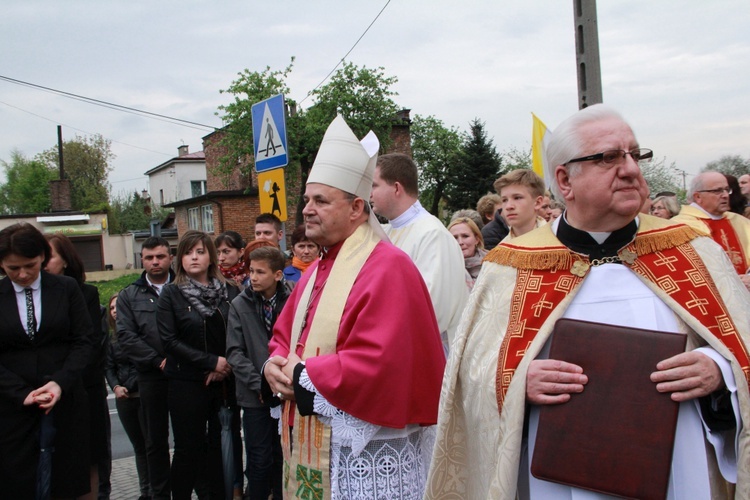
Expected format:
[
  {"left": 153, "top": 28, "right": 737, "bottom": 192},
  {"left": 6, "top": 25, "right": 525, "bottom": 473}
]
[{"left": 110, "top": 455, "right": 146, "bottom": 500}]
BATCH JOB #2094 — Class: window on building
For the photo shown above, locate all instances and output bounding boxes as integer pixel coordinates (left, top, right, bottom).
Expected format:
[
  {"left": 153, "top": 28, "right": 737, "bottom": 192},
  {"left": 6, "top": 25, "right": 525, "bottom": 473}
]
[
  {"left": 201, "top": 204, "right": 214, "bottom": 233},
  {"left": 188, "top": 207, "right": 200, "bottom": 230},
  {"left": 159, "top": 189, "right": 164, "bottom": 206},
  {"left": 191, "top": 180, "right": 207, "bottom": 198}
]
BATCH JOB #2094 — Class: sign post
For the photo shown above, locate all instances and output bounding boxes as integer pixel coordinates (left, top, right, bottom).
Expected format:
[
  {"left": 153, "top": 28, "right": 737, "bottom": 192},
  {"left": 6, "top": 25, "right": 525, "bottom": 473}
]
[{"left": 252, "top": 94, "right": 290, "bottom": 249}]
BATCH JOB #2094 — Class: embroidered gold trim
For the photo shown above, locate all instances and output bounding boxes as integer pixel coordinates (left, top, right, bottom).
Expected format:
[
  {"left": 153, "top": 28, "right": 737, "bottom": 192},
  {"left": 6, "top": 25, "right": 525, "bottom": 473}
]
[{"left": 485, "top": 224, "right": 702, "bottom": 271}]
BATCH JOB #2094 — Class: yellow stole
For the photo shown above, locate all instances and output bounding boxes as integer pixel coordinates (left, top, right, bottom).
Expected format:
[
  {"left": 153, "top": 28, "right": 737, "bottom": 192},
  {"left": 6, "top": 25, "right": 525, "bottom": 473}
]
[
  {"left": 486, "top": 219, "right": 750, "bottom": 414},
  {"left": 281, "top": 223, "right": 380, "bottom": 499}
]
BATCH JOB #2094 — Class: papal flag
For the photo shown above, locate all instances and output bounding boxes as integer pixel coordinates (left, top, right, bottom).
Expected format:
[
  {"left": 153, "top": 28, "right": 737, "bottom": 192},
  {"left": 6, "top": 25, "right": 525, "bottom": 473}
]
[{"left": 531, "top": 113, "right": 549, "bottom": 182}]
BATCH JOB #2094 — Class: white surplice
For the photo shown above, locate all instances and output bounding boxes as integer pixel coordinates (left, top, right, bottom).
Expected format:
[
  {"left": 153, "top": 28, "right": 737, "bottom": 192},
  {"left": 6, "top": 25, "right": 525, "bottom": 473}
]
[{"left": 384, "top": 201, "right": 468, "bottom": 353}]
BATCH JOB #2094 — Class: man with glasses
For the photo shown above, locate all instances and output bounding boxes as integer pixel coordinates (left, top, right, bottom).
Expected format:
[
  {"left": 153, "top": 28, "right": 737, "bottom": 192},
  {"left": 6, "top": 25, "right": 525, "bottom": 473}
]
[
  {"left": 673, "top": 171, "right": 750, "bottom": 286},
  {"left": 426, "top": 104, "right": 750, "bottom": 499}
]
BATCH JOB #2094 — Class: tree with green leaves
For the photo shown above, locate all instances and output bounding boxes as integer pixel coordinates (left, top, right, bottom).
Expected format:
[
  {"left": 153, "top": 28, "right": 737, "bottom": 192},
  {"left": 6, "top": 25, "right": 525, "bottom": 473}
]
[
  {"left": 501, "top": 146, "right": 532, "bottom": 172},
  {"left": 37, "top": 134, "right": 114, "bottom": 211},
  {"left": 444, "top": 119, "right": 502, "bottom": 213},
  {"left": 304, "top": 62, "right": 399, "bottom": 152},
  {"left": 216, "top": 60, "right": 296, "bottom": 187},
  {"left": 217, "top": 60, "right": 401, "bottom": 222},
  {"left": 0, "top": 150, "right": 57, "bottom": 214},
  {"left": 641, "top": 156, "right": 684, "bottom": 200},
  {"left": 107, "top": 191, "right": 172, "bottom": 234},
  {"left": 410, "top": 115, "right": 465, "bottom": 216},
  {"left": 702, "top": 155, "right": 750, "bottom": 178}
]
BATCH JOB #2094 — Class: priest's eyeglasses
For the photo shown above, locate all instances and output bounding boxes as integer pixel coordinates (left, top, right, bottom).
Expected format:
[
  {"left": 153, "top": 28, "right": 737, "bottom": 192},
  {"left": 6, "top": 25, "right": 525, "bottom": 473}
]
[
  {"left": 696, "top": 187, "right": 732, "bottom": 195},
  {"left": 566, "top": 148, "right": 654, "bottom": 166}
]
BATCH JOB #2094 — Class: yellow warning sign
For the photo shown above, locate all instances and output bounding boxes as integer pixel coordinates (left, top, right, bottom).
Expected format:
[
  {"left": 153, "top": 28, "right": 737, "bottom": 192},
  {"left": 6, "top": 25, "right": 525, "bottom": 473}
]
[{"left": 258, "top": 168, "right": 287, "bottom": 221}]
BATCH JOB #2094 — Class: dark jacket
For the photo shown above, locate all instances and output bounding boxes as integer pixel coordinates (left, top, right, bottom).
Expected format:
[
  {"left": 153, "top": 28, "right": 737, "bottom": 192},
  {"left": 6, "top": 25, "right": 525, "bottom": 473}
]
[
  {"left": 81, "top": 283, "right": 108, "bottom": 388},
  {"left": 226, "top": 281, "right": 290, "bottom": 408},
  {"left": 481, "top": 209, "right": 510, "bottom": 250},
  {"left": 105, "top": 338, "right": 139, "bottom": 393},
  {"left": 0, "top": 271, "right": 94, "bottom": 407},
  {"left": 0, "top": 271, "right": 94, "bottom": 497},
  {"left": 117, "top": 270, "right": 175, "bottom": 380},
  {"left": 157, "top": 281, "right": 240, "bottom": 382}
]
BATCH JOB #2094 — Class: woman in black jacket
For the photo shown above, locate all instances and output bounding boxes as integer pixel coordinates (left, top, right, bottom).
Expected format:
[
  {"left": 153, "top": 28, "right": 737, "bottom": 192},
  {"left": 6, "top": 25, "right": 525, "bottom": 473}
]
[
  {"left": 158, "top": 230, "right": 240, "bottom": 500},
  {"left": 105, "top": 293, "right": 151, "bottom": 500},
  {"left": 0, "top": 223, "right": 93, "bottom": 498}
]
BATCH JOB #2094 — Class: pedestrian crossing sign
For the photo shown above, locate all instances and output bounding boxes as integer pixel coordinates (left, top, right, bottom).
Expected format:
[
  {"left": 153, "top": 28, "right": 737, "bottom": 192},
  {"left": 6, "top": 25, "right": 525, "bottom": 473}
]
[{"left": 251, "top": 94, "right": 288, "bottom": 172}]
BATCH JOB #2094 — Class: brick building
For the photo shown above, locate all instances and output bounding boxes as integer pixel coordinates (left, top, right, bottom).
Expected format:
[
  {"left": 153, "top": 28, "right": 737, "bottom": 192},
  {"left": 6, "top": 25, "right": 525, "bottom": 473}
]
[{"left": 166, "top": 110, "right": 412, "bottom": 246}]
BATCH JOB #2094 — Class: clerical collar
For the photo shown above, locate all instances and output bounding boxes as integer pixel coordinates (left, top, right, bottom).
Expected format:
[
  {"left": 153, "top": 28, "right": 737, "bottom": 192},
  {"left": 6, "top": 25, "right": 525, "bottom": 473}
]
[
  {"left": 321, "top": 240, "right": 345, "bottom": 261},
  {"left": 555, "top": 212, "right": 638, "bottom": 260},
  {"left": 689, "top": 202, "right": 724, "bottom": 220},
  {"left": 389, "top": 200, "right": 428, "bottom": 229}
]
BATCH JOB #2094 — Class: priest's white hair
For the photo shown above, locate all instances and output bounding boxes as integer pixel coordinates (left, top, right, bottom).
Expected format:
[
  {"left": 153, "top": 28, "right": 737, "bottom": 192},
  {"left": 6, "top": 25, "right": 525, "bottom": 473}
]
[{"left": 545, "top": 104, "right": 633, "bottom": 200}]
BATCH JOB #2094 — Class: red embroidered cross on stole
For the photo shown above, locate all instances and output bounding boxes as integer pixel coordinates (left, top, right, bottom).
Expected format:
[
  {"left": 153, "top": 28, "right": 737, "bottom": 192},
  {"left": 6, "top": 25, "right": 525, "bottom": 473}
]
[
  {"left": 495, "top": 240, "right": 750, "bottom": 415},
  {"left": 630, "top": 243, "right": 750, "bottom": 385},
  {"left": 704, "top": 218, "right": 748, "bottom": 274},
  {"left": 495, "top": 268, "right": 584, "bottom": 409}
]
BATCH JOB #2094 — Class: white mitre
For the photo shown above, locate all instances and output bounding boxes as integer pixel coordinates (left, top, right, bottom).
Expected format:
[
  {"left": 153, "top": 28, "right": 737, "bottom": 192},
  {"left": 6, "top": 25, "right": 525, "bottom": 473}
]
[{"left": 307, "top": 114, "right": 388, "bottom": 240}]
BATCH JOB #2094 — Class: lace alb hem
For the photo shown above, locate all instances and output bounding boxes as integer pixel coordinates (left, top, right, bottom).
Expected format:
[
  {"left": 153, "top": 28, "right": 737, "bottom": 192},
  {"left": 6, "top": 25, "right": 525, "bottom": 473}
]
[{"left": 330, "top": 425, "right": 435, "bottom": 500}]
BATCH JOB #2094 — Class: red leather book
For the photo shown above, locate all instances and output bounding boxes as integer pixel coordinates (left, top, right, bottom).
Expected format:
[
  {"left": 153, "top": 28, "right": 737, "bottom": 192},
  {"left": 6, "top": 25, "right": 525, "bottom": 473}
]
[{"left": 531, "top": 318, "right": 687, "bottom": 500}]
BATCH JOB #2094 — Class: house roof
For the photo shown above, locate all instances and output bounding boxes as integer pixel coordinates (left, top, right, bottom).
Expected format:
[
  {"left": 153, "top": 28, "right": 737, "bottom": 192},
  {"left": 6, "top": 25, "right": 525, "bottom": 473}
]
[
  {"left": 163, "top": 188, "right": 259, "bottom": 208},
  {"left": 144, "top": 151, "right": 206, "bottom": 176}
]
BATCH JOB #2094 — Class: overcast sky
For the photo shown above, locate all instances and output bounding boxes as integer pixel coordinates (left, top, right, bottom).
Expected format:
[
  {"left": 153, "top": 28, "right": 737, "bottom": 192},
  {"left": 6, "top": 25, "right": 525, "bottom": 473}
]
[{"left": 1, "top": 1, "right": 748, "bottom": 197}]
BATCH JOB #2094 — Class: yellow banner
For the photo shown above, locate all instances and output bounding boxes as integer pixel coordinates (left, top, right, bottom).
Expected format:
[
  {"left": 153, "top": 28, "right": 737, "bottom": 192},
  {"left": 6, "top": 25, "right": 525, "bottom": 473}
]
[{"left": 531, "top": 113, "right": 548, "bottom": 181}]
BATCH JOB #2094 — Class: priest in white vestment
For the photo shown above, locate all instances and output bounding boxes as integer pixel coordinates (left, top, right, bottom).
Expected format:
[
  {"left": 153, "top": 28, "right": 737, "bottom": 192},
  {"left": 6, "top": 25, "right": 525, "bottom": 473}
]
[
  {"left": 370, "top": 153, "right": 468, "bottom": 353},
  {"left": 425, "top": 105, "right": 750, "bottom": 499}
]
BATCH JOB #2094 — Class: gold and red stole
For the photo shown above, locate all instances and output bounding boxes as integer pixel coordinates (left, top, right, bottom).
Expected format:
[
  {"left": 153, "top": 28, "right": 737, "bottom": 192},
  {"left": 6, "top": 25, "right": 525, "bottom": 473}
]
[
  {"left": 486, "top": 219, "right": 750, "bottom": 414},
  {"left": 704, "top": 218, "right": 748, "bottom": 274},
  {"left": 281, "top": 223, "right": 380, "bottom": 500}
]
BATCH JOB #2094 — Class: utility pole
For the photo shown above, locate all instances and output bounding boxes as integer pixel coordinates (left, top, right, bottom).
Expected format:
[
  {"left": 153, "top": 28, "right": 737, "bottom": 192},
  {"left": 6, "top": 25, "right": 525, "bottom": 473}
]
[{"left": 573, "top": 0, "right": 603, "bottom": 109}]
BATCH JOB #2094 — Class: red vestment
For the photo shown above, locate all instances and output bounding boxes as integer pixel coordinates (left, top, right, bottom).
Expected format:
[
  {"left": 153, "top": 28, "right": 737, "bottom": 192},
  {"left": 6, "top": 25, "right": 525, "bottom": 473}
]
[{"left": 269, "top": 239, "right": 445, "bottom": 428}]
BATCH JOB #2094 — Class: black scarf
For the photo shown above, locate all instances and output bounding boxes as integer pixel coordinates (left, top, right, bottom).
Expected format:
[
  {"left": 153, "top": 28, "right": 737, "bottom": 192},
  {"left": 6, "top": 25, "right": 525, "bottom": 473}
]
[{"left": 178, "top": 277, "right": 227, "bottom": 318}]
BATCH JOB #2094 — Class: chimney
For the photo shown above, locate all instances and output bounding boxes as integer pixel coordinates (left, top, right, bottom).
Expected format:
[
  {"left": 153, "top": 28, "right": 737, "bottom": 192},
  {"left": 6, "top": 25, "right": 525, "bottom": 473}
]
[
  {"left": 49, "top": 180, "right": 72, "bottom": 212},
  {"left": 49, "top": 125, "right": 72, "bottom": 211},
  {"left": 178, "top": 145, "right": 189, "bottom": 157}
]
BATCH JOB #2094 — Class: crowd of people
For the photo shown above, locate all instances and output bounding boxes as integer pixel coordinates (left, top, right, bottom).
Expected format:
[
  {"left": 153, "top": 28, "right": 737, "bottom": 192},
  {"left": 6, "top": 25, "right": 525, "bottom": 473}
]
[{"left": 1, "top": 105, "right": 749, "bottom": 499}]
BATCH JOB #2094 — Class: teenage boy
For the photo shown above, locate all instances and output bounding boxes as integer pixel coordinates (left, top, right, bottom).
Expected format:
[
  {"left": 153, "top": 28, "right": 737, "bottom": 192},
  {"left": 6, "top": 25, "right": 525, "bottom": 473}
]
[
  {"left": 494, "top": 169, "right": 548, "bottom": 240},
  {"left": 226, "top": 247, "right": 289, "bottom": 500}
]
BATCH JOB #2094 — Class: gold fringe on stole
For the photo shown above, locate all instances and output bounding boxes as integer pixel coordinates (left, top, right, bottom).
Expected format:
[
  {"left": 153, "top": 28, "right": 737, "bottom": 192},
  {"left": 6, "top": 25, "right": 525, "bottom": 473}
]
[
  {"left": 484, "top": 223, "right": 703, "bottom": 271},
  {"left": 628, "top": 225, "right": 702, "bottom": 255},
  {"left": 484, "top": 245, "right": 573, "bottom": 271}
]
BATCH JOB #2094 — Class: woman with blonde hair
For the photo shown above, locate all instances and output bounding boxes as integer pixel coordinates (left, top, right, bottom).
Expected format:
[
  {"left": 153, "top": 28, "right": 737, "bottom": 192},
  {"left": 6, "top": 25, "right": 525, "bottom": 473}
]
[
  {"left": 448, "top": 217, "right": 487, "bottom": 289},
  {"left": 650, "top": 195, "right": 681, "bottom": 219}
]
